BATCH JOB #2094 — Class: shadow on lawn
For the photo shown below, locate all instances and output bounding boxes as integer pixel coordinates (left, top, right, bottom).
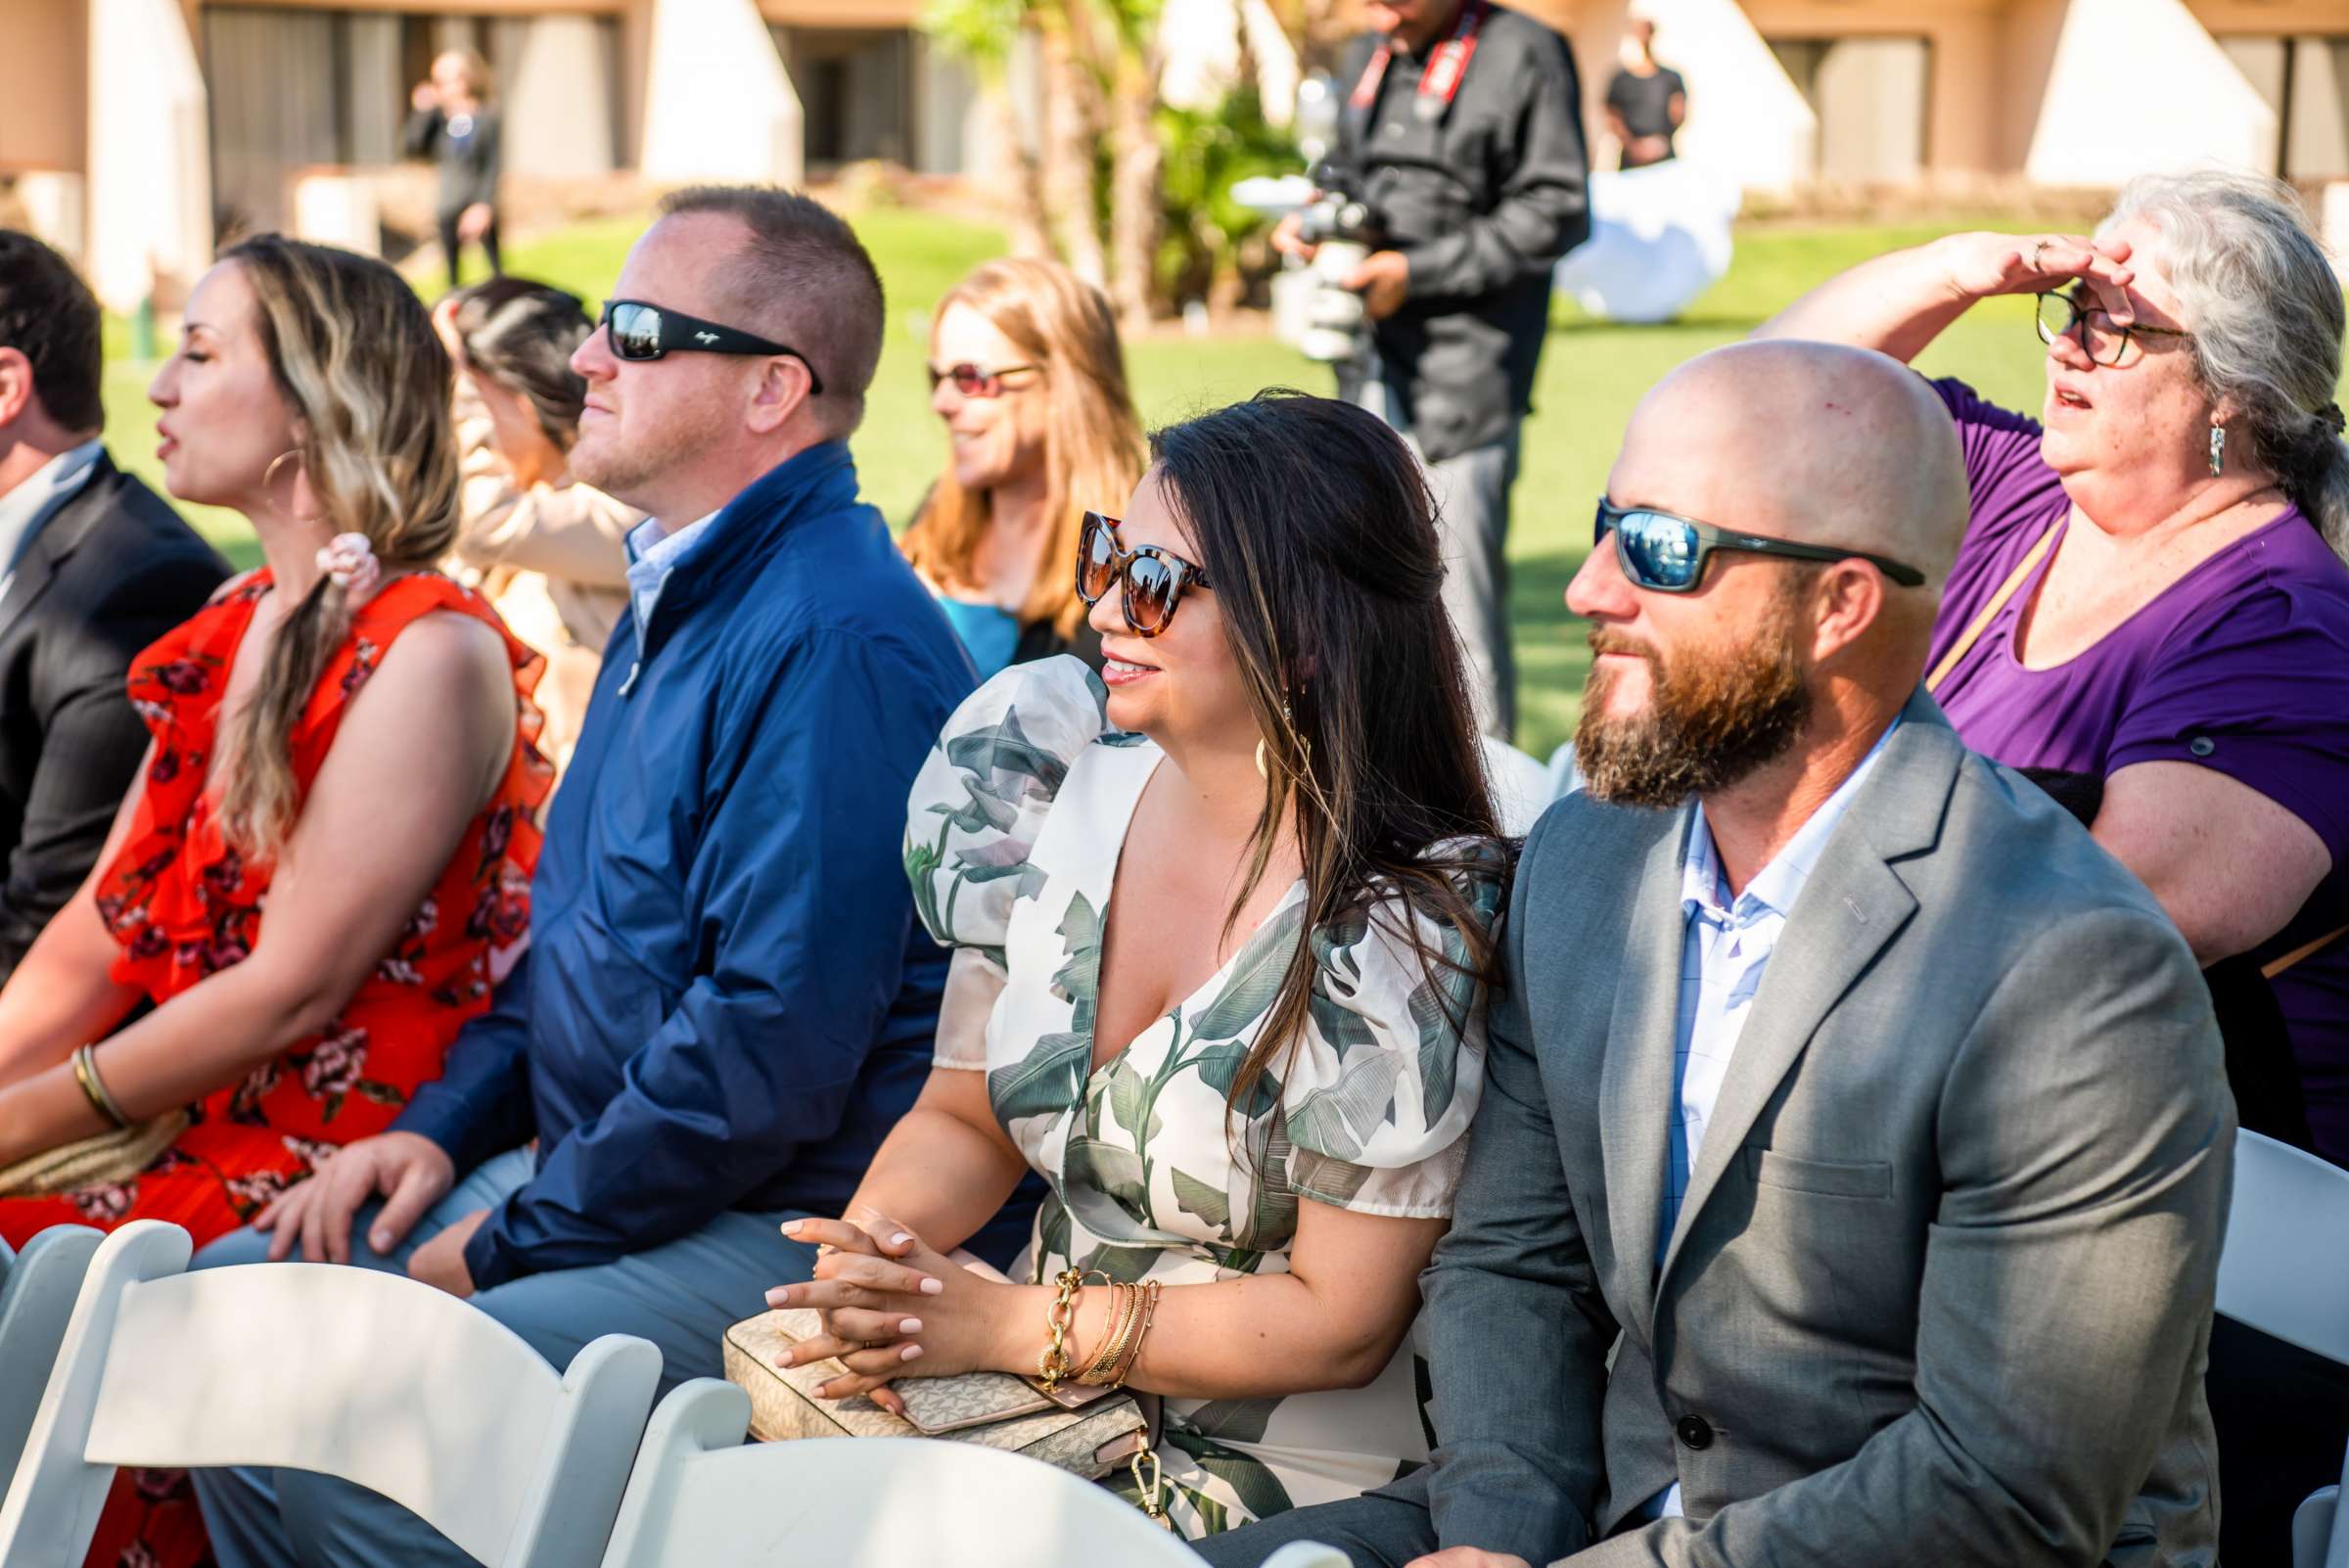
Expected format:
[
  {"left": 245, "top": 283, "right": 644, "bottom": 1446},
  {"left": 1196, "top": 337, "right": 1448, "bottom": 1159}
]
[{"left": 1549, "top": 311, "right": 1768, "bottom": 337}]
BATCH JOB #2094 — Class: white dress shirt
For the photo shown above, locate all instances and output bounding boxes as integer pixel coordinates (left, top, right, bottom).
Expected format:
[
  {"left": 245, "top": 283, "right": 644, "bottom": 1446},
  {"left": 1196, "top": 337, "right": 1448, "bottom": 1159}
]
[
  {"left": 617, "top": 511, "right": 715, "bottom": 694},
  {"left": 0, "top": 438, "right": 104, "bottom": 602}
]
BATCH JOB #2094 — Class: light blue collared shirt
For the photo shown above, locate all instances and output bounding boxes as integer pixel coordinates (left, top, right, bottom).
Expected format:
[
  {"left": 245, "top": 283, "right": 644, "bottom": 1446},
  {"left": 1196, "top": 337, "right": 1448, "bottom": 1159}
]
[
  {"left": 0, "top": 439, "right": 104, "bottom": 601},
  {"left": 619, "top": 511, "right": 715, "bottom": 694},
  {"left": 1644, "top": 716, "right": 1900, "bottom": 1522}
]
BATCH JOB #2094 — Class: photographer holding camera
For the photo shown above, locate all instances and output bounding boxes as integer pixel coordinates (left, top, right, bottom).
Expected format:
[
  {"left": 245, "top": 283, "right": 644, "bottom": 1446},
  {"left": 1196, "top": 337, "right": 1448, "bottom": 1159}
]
[{"left": 1276, "top": 0, "right": 1589, "bottom": 739}]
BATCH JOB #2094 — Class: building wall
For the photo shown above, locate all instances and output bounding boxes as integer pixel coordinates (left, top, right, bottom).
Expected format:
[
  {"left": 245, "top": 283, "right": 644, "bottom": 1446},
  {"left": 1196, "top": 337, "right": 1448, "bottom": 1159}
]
[
  {"left": 0, "top": 0, "right": 89, "bottom": 175},
  {"left": 1744, "top": 0, "right": 2008, "bottom": 177}
]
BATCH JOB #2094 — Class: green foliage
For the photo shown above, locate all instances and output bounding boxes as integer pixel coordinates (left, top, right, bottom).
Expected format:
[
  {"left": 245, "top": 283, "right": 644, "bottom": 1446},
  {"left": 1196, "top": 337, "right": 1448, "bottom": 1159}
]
[
  {"left": 1156, "top": 85, "right": 1298, "bottom": 310},
  {"left": 920, "top": 0, "right": 1035, "bottom": 70}
]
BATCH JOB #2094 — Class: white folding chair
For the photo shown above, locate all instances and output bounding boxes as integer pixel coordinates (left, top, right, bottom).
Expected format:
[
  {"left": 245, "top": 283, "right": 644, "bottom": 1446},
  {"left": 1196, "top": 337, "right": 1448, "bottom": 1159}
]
[
  {"left": 2215, "top": 1130, "right": 2349, "bottom": 1568},
  {"left": 0, "top": 1220, "right": 663, "bottom": 1568},
  {"left": 0, "top": 1225, "right": 103, "bottom": 1490},
  {"left": 598, "top": 1378, "right": 1350, "bottom": 1568}
]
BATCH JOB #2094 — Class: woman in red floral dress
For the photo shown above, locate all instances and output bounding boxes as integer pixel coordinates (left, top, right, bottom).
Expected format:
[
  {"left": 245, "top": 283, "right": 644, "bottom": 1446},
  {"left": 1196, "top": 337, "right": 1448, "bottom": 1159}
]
[{"left": 0, "top": 236, "right": 548, "bottom": 1568}]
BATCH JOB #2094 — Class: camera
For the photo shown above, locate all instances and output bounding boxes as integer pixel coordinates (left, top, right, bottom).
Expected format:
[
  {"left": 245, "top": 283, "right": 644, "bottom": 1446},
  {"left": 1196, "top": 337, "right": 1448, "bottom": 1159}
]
[{"left": 1295, "top": 163, "right": 1386, "bottom": 364}]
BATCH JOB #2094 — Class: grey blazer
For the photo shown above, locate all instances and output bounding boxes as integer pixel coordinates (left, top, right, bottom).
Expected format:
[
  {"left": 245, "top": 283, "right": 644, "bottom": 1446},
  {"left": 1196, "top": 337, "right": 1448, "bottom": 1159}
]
[{"left": 1405, "top": 692, "right": 2233, "bottom": 1567}]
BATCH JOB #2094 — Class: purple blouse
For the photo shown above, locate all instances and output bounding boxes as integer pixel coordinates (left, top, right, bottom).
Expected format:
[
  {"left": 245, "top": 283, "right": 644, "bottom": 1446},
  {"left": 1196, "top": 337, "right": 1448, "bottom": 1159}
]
[{"left": 1925, "top": 380, "right": 2349, "bottom": 1161}]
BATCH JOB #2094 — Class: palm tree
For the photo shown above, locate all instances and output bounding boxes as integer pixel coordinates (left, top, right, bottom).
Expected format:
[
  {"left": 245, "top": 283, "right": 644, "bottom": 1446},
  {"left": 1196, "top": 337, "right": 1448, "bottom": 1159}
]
[
  {"left": 925, "top": 0, "right": 1167, "bottom": 327},
  {"left": 923, "top": 0, "right": 1053, "bottom": 259}
]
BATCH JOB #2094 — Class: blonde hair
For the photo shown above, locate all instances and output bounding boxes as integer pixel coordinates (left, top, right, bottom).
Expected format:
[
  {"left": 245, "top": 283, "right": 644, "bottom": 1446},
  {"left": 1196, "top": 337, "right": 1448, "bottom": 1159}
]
[
  {"left": 901, "top": 259, "right": 1145, "bottom": 641},
  {"left": 216, "top": 235, "right": 462, "bottom": 856},
  {"left": 437, "top": 48, "right": 494, "bottom": 103}
]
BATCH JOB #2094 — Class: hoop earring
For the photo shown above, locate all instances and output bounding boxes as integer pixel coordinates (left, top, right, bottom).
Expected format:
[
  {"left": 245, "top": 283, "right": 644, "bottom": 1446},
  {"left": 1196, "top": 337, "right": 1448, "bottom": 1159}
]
[
  {"left": 2208, "top": 423, "right": 2227, "bottom": 479},
  {"left": 261, "top": 448, "right": 324, "bottom": 524}
]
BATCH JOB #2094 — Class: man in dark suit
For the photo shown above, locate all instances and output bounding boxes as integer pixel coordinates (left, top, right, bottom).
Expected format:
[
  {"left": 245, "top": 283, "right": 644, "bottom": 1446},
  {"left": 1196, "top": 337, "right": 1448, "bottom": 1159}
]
[
  {"left": 1202, "top": 342, "right": 2231, "bottom": 1567},
  {"left": 0, "top": 231, "right": 227, "bottom": 979}
]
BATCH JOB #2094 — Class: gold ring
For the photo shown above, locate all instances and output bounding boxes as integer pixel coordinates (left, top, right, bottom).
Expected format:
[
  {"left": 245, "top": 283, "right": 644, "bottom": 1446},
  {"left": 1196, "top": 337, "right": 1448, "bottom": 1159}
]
[{"left": 2030, "top": 239, "right": 2050, "bottom": 271}]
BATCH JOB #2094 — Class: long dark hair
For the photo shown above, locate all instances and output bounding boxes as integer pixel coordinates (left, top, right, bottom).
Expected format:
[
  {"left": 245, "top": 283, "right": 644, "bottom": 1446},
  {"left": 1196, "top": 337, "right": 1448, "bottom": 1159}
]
[
  {"left": 1149, "top": 390, "right": 1508, "bottom": 1123},
  {"left": 451, "top": 276, "right": 593, "bottom": 449}
]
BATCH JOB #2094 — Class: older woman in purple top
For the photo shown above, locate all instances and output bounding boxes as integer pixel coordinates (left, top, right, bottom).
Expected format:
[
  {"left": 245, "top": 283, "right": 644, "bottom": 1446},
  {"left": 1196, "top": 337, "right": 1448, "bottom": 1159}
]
[{"left": 1761, "top": 167, "right": 2349, "bottom": 1564}]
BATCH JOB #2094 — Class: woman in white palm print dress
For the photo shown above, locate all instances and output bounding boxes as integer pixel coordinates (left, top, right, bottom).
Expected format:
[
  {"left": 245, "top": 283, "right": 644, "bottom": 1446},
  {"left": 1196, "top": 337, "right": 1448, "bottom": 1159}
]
[{"left": 768, "top": 392, "right": 1511, "bottom": 1539}]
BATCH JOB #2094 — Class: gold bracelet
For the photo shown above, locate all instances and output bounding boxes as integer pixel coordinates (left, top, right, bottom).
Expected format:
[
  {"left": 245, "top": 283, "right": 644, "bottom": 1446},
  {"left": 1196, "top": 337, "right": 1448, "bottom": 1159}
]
[
  {"left": 1076, "top": 1279, "right": 1140, "bottom": 1386},
  {"left": 1038, "top": 1268, "right": 1101, "bottom": 1392},
  {"left": 1107, "top": 1278, "right": 1162, "bottom": 1390},
  {"left": 71, "top": 1045, "right": 129, "bottom": 1130}
]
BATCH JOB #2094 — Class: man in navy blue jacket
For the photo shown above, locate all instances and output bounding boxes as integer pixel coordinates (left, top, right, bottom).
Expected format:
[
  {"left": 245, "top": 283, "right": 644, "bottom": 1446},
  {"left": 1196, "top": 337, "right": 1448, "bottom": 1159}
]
[{"left": 193, "top": 188, "right": 994, "bottom": 1568}]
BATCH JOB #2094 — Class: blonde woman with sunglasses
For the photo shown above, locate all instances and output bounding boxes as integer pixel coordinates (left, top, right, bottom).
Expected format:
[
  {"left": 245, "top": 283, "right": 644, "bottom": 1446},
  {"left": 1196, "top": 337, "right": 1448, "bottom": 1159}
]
[{"left": 901, "top": 259, "right": 1145, "bottom": 677}]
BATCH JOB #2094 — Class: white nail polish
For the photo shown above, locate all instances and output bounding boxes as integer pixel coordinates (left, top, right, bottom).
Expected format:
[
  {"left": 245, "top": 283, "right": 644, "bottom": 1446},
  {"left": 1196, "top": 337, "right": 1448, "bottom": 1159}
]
[
  {"left": 891, "top": 1232, "right": 912, "bottom": 1247},
  {"left": 899, "top": 1317, "right": 923, "bottom": 1334},
  {"left": 919, "top": 1276, "right": 944, "bottom": 1295},
  {"left": 900, "top": 1344, "right": 924, "bottom": 1361}
]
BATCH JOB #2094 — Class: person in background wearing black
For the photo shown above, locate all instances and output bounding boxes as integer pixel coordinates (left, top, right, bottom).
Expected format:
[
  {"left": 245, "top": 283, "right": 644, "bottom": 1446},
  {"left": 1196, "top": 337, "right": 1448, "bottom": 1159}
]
[
  {"left": 0, "top": 232, "right": 225, "bottom": 985},
  {"left": 1604, "top": 16, "right": 1686, "bottom": 169},
  {"left": 406, "top": 49, "right": 503, "bottom": 291},
  {"left": 1274, "top": 0, "right": 1589, "bottom": 741}
]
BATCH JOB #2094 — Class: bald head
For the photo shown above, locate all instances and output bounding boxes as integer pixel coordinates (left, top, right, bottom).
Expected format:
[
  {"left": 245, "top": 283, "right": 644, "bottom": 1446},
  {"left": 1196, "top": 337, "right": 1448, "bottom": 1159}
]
[{"left": 1618, "top": 340, "right": 1965, "bottom": 604}]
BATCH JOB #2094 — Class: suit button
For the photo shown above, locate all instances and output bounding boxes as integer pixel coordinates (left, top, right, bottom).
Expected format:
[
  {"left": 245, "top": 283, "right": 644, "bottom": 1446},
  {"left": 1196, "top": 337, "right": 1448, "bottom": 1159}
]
[{"left": 1676, "top": 1415, "right": 1713, "bottom": 1451}]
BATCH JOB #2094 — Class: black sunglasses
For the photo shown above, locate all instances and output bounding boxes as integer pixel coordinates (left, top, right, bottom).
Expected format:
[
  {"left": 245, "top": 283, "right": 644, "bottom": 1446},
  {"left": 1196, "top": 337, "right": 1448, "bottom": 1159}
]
[
  {"left": 927, "top": 361, "right": 1037, "bottom": 397},
  {"left": 1076, "top": 512, "right": 1213, "bottom": 637},
  {"left": 599, "top": 300, "right": 825, "bottom": 393},
  {"left": 1594, "top": 498, "right": 1926, "bottom": 593}
]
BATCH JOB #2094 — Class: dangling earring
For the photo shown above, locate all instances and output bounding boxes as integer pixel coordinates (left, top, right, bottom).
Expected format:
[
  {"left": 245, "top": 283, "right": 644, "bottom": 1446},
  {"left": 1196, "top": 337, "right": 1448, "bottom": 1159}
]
[
  {"left": 2208, "top": 423, "right": 2227, "bottom": 479},
  {"left": 1254, "top": 698, "right": 1307, "bottom": 784}
]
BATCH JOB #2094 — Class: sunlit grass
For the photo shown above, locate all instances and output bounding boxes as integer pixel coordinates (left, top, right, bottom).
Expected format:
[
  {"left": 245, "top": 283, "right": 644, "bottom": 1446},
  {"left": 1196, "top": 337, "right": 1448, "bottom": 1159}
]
[{"left": 98, "top": 208, "right": 2131, "bottom": 758}]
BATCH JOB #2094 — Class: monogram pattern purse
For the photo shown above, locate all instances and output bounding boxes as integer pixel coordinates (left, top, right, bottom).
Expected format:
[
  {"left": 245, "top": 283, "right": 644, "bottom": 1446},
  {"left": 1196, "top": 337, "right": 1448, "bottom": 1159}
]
[{"left": 721, "top": 1308, "right": 1155, "bottom": 1479}]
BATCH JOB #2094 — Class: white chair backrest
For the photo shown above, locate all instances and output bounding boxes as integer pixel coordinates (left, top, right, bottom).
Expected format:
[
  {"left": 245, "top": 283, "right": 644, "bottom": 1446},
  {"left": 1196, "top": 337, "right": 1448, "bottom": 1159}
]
[
  {"left": 1478, "top": 736, "right": 1553, "bottom": 837},
  {"left": 2216, "top": 1131, "right": 2349, "bottom": 1365},
  {"left": 0, "top": 1222, "right": 662, "bottom": 1568},
  {"left": 602, "top": 1380, "right": 1219, "bottom": 1568},
  {"left": 0, "top": 1225, "right": 103, "bottom": 1491}
]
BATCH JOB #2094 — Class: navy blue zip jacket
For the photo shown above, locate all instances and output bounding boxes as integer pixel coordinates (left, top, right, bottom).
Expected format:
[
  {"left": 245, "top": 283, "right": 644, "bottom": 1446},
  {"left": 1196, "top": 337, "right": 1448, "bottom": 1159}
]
[{"left": 393, "top": 441, "right": 979, "bottom": 1291}]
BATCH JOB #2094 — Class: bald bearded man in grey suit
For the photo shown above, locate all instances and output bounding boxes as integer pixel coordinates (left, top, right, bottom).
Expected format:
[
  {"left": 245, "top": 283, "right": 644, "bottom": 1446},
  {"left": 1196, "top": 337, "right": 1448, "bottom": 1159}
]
[{"left": 1200, "top": 342, "right": 2232, "bottom": 1568}]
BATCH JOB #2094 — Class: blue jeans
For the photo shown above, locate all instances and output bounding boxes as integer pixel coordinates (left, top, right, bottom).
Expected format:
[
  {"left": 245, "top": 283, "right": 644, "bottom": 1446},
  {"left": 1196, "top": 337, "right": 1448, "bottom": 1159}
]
[{"left": 187, "top": 1147, "right": 816, "bottom": 1568}]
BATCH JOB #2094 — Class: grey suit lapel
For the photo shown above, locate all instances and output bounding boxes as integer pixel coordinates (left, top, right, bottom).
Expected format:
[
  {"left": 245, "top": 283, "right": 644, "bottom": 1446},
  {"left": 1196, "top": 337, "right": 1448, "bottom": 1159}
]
[
  {"left": 1598, "top": 807, "right": 1694, "bottom": 1329},
  {"left": 1656, "top": 696, "right": 1958, "bottom": 1285}
]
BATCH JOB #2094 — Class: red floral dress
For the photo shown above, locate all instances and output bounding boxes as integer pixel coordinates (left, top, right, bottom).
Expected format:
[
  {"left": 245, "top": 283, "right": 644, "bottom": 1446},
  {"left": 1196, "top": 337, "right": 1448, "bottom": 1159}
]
[
  {"left": 0, "top": 570, "right": 548, "bottom": 1250},
  {"left": 0, "top": 571, "right": 550, "bottom": 1568}
]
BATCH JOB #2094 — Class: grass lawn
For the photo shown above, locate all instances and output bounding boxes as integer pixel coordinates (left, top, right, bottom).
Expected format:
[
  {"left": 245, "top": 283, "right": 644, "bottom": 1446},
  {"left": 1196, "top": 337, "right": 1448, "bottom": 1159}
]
[{"left": 100, "top": 208, "right": 2069, "bottom": 760}]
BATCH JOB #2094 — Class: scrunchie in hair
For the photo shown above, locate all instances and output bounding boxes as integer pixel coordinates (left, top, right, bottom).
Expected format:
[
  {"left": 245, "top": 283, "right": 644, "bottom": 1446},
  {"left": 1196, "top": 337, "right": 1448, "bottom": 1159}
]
[
  {"left": 315, "top": 532, "right": 384, "bottom": 605},
  {"left": 2322, "top": 402, "right": 2346, "bottom": 437}
]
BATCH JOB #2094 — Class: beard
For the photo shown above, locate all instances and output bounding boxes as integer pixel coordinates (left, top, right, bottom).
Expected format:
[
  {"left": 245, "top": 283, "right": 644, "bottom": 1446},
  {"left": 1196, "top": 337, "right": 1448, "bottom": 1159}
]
[{"left": 1574, "top": 593, "right": 1812, "bottom": 809}]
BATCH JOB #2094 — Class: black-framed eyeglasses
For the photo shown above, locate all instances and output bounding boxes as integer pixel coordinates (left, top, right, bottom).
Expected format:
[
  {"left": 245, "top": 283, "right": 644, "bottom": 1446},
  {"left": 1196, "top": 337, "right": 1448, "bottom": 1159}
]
[
  {"left": 2035, "top": 290, "right": 2189, "bottom": 368},
  {"left": 1594, "top": 498, "right": 1926, "bottom": 594},
  {"left": 927, "top": 361, "right": 1037, "bottom": 398},
  {"left": 598, "top": 300, "right": 825, "bottom": 393},
  {"left": 1076, "top": 511, "right": 1213, "bottom": 636}
]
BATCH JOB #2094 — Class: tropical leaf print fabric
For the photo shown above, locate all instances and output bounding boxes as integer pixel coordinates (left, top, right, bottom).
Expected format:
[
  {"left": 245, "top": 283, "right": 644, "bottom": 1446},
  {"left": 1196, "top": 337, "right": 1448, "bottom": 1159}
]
[{"left": 903, "top": 656, "right": 1504, "bottom": 1538}]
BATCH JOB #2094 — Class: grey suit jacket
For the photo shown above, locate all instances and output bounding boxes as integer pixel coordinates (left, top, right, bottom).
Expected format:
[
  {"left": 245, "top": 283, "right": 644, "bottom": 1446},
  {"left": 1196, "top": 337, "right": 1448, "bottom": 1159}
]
[{"left": 1403, "top": 692, "right": 2232, "bottom": 1567}]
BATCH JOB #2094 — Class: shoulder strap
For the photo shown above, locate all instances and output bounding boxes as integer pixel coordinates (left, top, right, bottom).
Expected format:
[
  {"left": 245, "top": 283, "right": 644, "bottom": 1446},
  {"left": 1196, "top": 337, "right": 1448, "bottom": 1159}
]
[
  {"left": 1924, "top": 518, "right": 2062, "bottom": 695},
  {"left": 2263, "top": 925, "right": 2348, "bottom": 981}
]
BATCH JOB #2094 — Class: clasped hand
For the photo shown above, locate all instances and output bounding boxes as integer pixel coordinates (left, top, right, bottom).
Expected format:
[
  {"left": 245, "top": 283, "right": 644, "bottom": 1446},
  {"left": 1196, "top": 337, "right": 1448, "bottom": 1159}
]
[{"left": 766, "top": 1215, "right": 1010, "bottom": 1415}]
